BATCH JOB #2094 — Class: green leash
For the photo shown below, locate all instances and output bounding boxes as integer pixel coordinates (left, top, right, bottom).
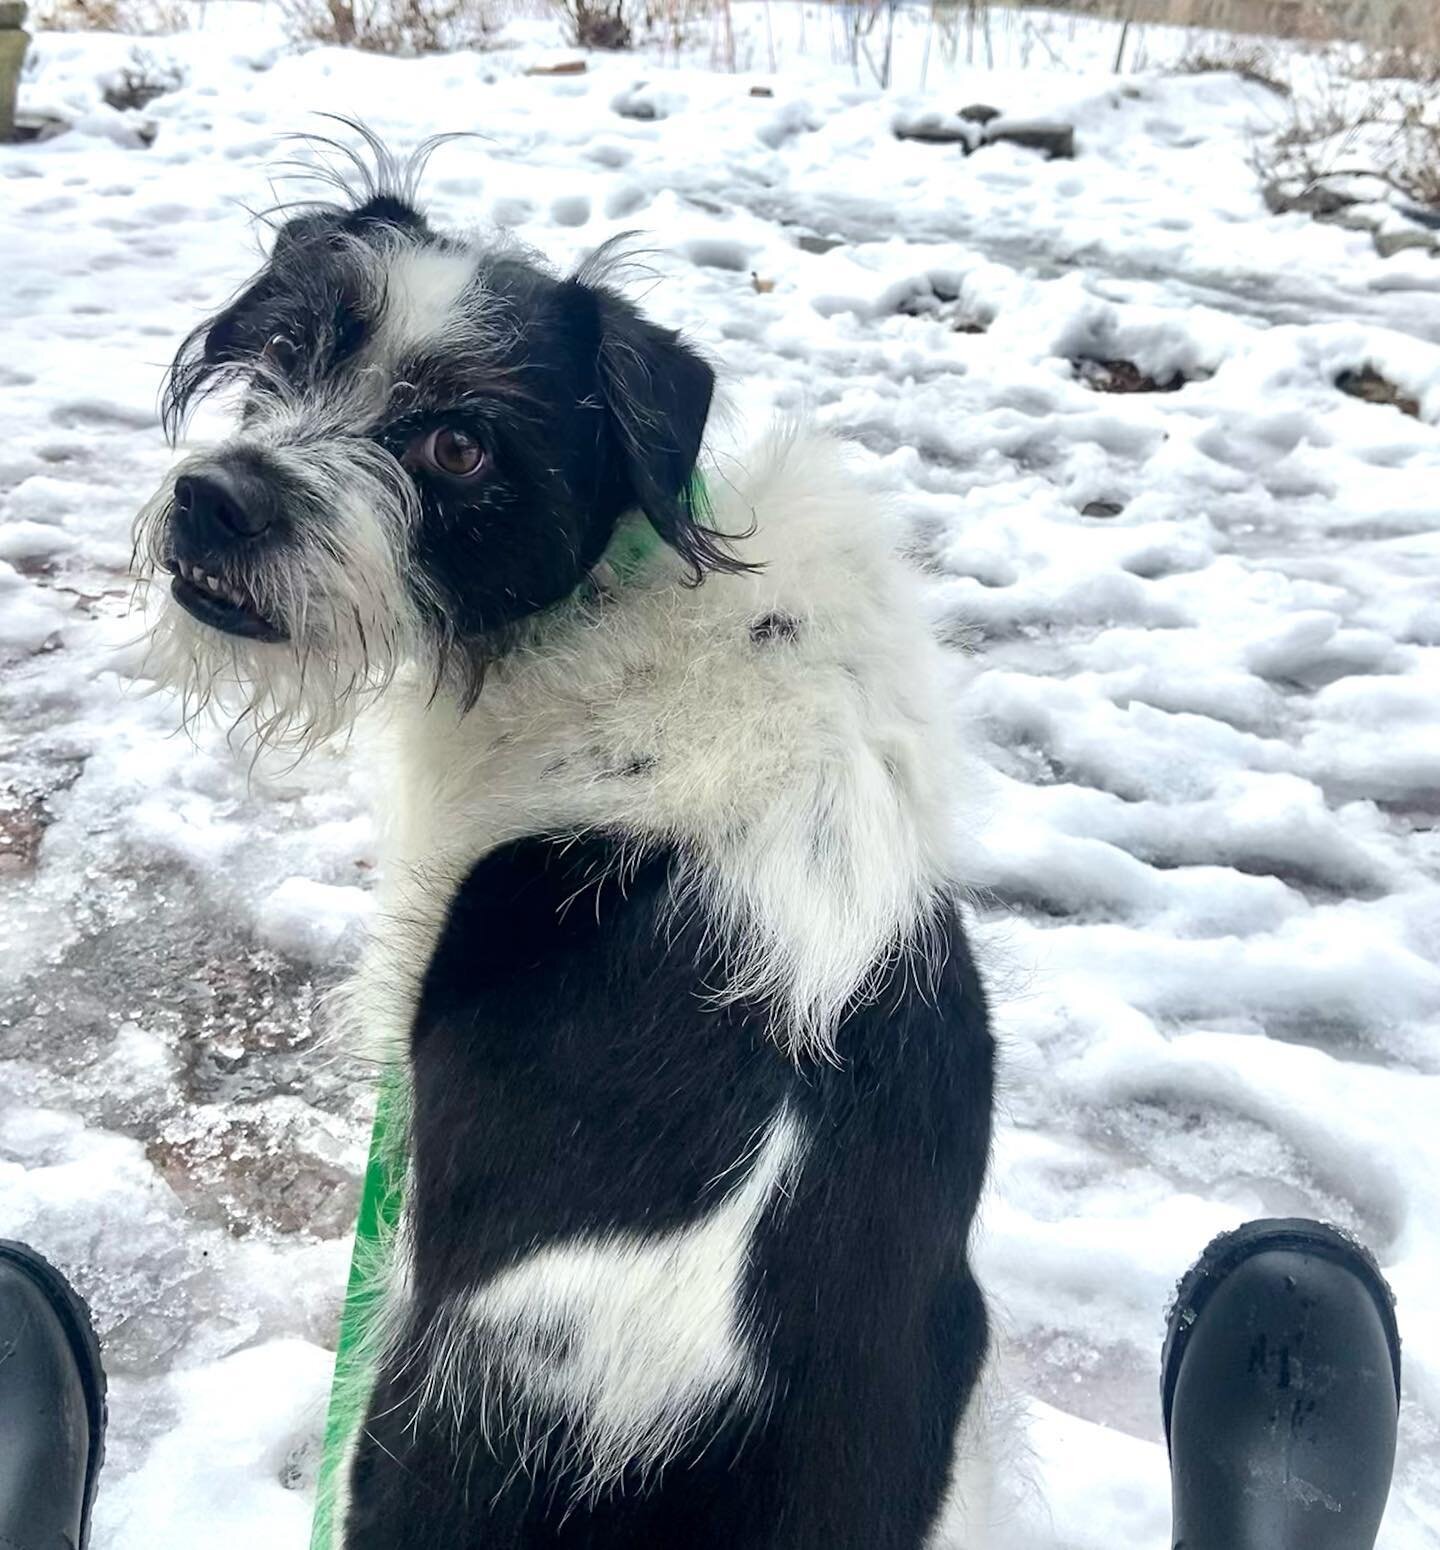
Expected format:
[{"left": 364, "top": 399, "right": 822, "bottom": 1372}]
[
  {"left": 310, "top": 1067, "right": 409, "bottom": 1550},
  {"left": 307, "top": 504, "right": 682, "bottom": 1547}
]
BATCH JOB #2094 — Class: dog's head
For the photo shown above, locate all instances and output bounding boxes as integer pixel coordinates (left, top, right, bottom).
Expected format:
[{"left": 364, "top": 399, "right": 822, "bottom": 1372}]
[{"left": 134, "top": 168, "right": 736, "bottom": 748}]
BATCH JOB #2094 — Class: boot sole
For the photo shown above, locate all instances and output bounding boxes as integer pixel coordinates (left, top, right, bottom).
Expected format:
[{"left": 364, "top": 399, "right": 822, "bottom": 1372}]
[
  {"left": 0, "top": 1240, "right": 108, "bottom": 1550},
  {"left": 1161, "top": 1216, "right": 1401, "bottom": 1449}
]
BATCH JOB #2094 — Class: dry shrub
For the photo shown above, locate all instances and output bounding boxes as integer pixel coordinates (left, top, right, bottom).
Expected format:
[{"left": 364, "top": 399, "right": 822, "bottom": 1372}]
[
  {"left": 1350, "top": 43, "right": 1440, "bottom": 84},
  {"left": 1046, "top": 0, "right": 1329, "bottom": 42},
  {"left": 635, "top": 0, "right": 717, "bottom": 56},
  {"left": 554, "top": 0, "right": 632, "bottom": 50},
  {"left": 549, "top": 0, "right": 729, "bottom": 56},
  {"left": 35, "top": 0, "right": 187, "bottom": 31},
  {"left": 281, "top": 0, "right": 495, "bottom": 53},
  {"left": 835, "top": 0, "right": 902, "bottom": 86},
  {"left": 1034, "top": 0, "right": 1440, "bottom": 63},
  {"left": 1097, "top": 0, "right": 1440, "bottom": 198},
  {"left": 1161, "top": 0, "right": 1320, "bottom": 40},
  {"left": 1332, "top": 0, "right": 1440, "bottom": 65},
  {"left": 102, "top": 47, "right": 186, "bottom": 108},
  {"left": 1261, "top": 68, "right": 1440, "bottom": 211},
  {"left": 34, "top": 0, "right": 121, "bottom": 28},
  {"left": 1173, "top": 35, "right": 1292, "bottom": 93}
]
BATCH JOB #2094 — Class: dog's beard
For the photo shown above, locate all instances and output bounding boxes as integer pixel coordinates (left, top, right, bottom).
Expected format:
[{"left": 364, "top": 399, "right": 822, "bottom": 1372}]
[{"left": 132, "top": 438, "right": 427, "bottom": 755}]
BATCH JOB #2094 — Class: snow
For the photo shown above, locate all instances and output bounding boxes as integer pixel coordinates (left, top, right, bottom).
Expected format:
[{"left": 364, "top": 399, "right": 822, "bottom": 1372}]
[{"left": 3, "top": 4, "right": 1439, "bottom": 1546}]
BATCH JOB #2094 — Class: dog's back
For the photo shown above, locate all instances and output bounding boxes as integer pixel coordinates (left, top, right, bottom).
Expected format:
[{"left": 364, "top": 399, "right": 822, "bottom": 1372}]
[{"left": 343, "top": 436, "right": 995, "bottom": 1549}]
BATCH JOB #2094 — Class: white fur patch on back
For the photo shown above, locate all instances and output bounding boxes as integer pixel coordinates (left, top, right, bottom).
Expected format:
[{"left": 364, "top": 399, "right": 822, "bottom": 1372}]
[
  {"left": 421, "top": 1103, "right": 806, "bottom": 1498},
  {"left": 355, "top": 430, "right": 974, "bottom": 1064}
]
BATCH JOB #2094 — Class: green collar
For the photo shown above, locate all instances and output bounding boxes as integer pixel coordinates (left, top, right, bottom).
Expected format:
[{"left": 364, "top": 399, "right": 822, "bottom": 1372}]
[
  {"left": 590, "top": 471, "right": 707, "bottom": 592},
  {"left": 525, "top": 475, "right": 707, "bottom": 645},
  {"left": 598, "top": 509, "right": 667, "bottom": 588}
]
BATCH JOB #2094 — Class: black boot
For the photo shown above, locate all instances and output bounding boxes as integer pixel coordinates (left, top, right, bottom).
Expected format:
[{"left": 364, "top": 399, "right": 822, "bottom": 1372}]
[
  {"left": 0, "top": 1241, "right": 107, "bottom": 1550},
  {"left": 1163, "top": 1218, "right": 1401, "bottom": 1550}
]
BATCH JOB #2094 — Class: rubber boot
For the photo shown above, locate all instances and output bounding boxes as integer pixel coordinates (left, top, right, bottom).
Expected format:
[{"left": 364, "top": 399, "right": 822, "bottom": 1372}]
[
  {"left": 0, "top": 1240, "right": 107, "bottom": 1550},
  {"left": 1163, "top": 1218, "right": 1401, "bottom": 1550}
]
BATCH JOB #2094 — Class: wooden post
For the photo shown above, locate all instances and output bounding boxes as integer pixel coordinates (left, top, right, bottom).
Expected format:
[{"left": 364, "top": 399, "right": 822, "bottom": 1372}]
[{"left": 0, "top": 0, "right": 28, "bottom": 143}]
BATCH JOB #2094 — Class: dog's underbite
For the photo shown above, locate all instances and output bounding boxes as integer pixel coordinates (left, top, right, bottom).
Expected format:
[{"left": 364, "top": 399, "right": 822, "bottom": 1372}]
[{"left": 134, "top": 136, "right": 997, "bottom": 1550}]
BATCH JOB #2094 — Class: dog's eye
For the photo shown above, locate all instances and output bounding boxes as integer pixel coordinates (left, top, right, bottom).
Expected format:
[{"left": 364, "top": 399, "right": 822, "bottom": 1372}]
[
  {"left": 417, "top": 427, "right": 488, "bottom": 481},
  {"left": 261, "top": 332, "right": 297, "bottom": 372}
]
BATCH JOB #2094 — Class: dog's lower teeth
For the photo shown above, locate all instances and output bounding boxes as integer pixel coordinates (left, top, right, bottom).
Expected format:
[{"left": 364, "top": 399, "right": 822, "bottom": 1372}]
[{"left": 177, "top": 564, "right": 245, "bottom": 607}]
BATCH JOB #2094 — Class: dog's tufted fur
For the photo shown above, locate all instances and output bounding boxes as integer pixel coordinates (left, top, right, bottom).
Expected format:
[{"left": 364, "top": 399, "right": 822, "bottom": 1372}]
[{"left": 134, "top": 148, "right": 995, "bottom": 1550}]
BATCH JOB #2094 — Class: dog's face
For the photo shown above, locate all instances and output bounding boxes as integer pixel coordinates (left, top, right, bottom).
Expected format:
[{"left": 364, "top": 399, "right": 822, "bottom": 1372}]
[{"left": 134, "top": 190, "right": 732, "bottom": 747}]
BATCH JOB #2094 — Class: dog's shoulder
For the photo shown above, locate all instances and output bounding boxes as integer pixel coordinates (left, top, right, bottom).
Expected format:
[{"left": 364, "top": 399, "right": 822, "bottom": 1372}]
[{"left": 363, "top": 431, "right": 980, "bottom": 1061}]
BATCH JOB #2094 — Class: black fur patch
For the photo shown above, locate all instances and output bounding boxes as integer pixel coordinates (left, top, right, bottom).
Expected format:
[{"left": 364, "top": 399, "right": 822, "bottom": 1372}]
[
  {"left": 344, "top": 832, "right": 994, "bottom": 1550},
  {"left": 750, "top": 612, "right": 802, "bottom": 645}
]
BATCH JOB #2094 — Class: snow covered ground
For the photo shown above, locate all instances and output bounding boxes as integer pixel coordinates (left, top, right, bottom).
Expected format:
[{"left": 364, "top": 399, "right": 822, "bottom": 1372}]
[{"left": 3, "top": 5, "right": 1439, "bottom": 1545}]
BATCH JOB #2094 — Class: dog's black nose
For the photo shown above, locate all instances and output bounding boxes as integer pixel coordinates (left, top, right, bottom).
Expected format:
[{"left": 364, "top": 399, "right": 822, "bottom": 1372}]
[{"left": 174, "top": 464, "right": 274, "bottom": 543}]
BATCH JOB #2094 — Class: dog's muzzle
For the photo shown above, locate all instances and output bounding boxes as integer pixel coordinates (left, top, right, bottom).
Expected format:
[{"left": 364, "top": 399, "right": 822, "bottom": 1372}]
[{"left": 164, "top": 459, "right": 287, "bottom": 642}]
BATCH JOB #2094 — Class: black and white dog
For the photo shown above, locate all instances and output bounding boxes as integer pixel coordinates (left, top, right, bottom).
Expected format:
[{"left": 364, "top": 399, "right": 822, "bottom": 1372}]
[{"left": 135, "top": 146, "right": 996, "bottom": 1549}]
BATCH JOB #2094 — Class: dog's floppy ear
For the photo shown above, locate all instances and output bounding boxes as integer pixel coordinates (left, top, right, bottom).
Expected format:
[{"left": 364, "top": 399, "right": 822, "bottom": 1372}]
[
  {"left": 578, "top": 283, "right": 749, "bottom": 580},
  {"left": 162, "top": 273, "right": 274, "bottom": 441},
  {"left": 207, "top": 212, "right": 341, "bottom": 355}
]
